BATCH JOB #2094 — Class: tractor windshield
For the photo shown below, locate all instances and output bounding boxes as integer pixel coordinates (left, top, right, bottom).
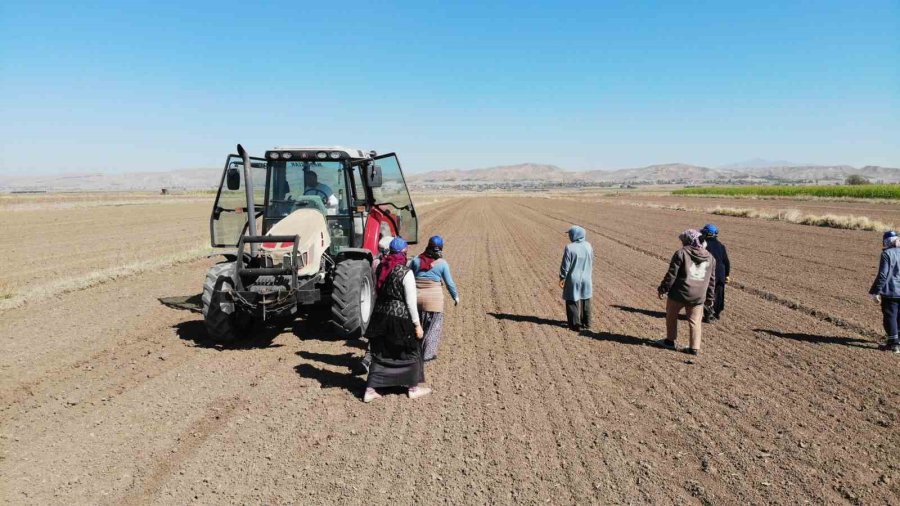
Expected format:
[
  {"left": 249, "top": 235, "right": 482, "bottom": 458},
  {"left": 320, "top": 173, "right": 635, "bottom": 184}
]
[
  {"left": 268, "top": 160, "right": 348, "bottom": 213},
  {"left": 265, "top": 160, "right": 355, "bottom": 250}
]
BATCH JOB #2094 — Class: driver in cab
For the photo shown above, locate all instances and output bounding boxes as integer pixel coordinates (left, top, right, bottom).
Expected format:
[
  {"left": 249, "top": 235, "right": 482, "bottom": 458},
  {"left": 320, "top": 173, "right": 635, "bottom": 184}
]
[{"left": 304, "top": 170, "right": 339, "bottom": 214}]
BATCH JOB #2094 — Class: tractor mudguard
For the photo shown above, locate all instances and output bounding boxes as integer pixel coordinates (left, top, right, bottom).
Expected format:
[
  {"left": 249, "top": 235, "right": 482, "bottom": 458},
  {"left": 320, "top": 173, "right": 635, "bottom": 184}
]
[{"left": 334, "top": 248, "right": 373, "bottom": 263}]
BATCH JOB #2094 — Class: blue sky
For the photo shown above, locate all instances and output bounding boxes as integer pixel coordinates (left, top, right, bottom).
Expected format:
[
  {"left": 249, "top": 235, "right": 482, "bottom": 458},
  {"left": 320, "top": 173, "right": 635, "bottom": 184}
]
[{"left": 1, "top": 0, "right": 898, "bottom": 174}]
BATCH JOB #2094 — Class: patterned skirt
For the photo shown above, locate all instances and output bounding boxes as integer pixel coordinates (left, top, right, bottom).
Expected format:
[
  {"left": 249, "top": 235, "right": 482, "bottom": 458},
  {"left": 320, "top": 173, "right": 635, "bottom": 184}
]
[{"left": 420, "top": 311, "right": 445, "bottom": 361}]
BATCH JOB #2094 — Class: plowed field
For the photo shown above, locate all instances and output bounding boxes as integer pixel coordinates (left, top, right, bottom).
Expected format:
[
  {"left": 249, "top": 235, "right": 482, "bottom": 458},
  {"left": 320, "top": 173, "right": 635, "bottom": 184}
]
[{"left": 2, "top": 196, "right": 898, "bottom": 505}]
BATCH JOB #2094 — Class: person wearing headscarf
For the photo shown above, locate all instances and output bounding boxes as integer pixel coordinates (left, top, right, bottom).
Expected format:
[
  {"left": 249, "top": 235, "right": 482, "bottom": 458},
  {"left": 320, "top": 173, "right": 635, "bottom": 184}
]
[
  {"left": 559, "top": 225, "right": 594, "bottom": 331},
  {"left": 700, "top": 224, "right": 730, "bottom": 323},
  {"left": 657, "top": 229, "right": 717, "bottom": 355},
  {"left": 869, "top": 231, "right": 900, "bottom": 353},
  {"left": 363, "top": 238, "right": 430, "bottom": 402},
  {"left": 410, "top": 235, "right": 459, "bottom": 361},
  {"left": 357, "top": 233, "right": 396, "bottom": 375}
]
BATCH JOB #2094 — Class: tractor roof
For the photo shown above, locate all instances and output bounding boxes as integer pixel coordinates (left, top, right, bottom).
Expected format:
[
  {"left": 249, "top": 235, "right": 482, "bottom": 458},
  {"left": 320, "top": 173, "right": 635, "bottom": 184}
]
[{"left": 269, "top": 146, "right": 373, "bottom": 160}]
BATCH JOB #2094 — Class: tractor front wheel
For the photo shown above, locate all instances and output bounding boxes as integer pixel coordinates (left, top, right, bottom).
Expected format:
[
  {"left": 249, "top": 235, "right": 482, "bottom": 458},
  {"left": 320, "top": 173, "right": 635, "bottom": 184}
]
[
  {"left": 330, "top": 259, "right": 375, "bottom": 338},
  {"left": 201, "top": 262, "right": 253, "bottom": 342}
]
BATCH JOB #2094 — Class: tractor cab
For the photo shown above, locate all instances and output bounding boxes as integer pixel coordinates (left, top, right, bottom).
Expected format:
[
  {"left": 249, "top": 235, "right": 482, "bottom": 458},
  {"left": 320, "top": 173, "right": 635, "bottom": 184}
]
[
  {"left": 203, "top": 145, "right": 418, "bottom": 341},
  {"left": 211, "top": 147, "right": 418, "bottom": 255}
]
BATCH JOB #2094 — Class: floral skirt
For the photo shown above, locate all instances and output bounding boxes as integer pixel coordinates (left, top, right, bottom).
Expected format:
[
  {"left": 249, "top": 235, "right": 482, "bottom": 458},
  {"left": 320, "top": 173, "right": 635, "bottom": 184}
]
[{"left": 420, "top": 311, "right": 445, "bottom": 361}]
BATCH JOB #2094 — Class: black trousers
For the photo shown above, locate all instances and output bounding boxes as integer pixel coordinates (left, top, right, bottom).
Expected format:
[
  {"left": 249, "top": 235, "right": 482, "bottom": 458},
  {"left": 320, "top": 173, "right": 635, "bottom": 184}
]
[
  {"left": 706, "top": 282, "right": 726, "bottom": 318},
  {"left": 882, "top": 296, "right": 900, "bottom": 341},
  {"left": 565, "top": 298, "right": 591, "bottom": 329}
]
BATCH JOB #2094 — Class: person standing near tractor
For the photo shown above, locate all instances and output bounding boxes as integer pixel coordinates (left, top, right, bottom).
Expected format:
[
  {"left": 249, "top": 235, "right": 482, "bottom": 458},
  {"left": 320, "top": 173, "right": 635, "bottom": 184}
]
[
  {"left": 559, "top": 225, "right": 593, "bottom": 331},
  {"left": 657, "top": 229, "right": 716, "bottom": 355},
  {"left": 363, "top": 238, "right": 430, "bottom": 403},
  {"left": 411, "top": 235, "right": 459, "bottom": 361},
  {"left": 700, "top": 224, "right": 730, "bottom": 323},
  {"left": 869, "top": 231, "right": 900, "bottom": 353}
]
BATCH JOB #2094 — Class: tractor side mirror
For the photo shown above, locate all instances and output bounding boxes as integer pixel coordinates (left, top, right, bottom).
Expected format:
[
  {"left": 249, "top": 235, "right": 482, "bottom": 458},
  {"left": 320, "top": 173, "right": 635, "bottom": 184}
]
[
  {"left": 368, "top": 164, "right": 383, "bottom": 188},
  {"left": 226, "top": 168, "right": 241, "bottom": 190}
]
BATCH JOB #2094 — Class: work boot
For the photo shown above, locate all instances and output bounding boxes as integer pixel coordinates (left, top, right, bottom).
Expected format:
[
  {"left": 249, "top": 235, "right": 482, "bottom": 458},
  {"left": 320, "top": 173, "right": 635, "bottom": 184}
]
[{"left": 655, "top": 339, "right": 677, "bottom": 351}]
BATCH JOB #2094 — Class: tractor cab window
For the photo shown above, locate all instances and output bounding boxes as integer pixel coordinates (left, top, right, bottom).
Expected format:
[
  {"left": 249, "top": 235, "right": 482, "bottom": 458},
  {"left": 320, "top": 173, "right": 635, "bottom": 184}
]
[
  {"left": 211, "top": 154, "right": 267, "bottom": 247},
  {"left": 371, "top": 154, "right": 418, "bottom": 243},
  {"left": 268, "top": 161, "right": 348, "bottom": 216},
  {"left": 266, "top": 160, "right": 354, "bottom": 251}
]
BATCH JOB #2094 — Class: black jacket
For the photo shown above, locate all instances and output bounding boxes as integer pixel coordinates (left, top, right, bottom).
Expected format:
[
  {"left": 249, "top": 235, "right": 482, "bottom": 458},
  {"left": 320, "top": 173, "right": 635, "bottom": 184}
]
[{"left": 705, "top": 237, "right": 730, "bottom": 283}]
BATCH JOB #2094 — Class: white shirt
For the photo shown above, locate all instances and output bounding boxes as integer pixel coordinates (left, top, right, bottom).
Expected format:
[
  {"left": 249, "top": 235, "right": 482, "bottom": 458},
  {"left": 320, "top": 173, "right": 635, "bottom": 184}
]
[{"left": 401, "top": 271, "right": 420, "bottom": 324}]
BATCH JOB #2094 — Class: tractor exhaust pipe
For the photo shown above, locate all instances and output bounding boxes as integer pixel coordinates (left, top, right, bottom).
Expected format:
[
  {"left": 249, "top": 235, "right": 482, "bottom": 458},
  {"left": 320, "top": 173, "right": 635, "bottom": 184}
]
[{"left": 237, "top": 144, "right": 259, "bottom": 255}]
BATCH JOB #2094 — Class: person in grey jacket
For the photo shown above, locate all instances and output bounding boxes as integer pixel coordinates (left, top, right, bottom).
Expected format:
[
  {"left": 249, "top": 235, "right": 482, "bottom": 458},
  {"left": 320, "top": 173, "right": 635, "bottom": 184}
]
[
  {"left": 657, "top": 229, "right": 716, "bottom": 355},
  {"left": 869, "top": 230, "right": 900, "bottom": 353},
  {"left": 559, "top": 225, "right": 594, "bottom": 331}
]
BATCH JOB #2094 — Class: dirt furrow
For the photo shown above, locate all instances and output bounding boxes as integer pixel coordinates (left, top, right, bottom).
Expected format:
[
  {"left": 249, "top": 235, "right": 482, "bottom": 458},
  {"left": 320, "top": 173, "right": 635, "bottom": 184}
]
[{"left": 3, "top": 195, "right": 897, "bottom": 505}]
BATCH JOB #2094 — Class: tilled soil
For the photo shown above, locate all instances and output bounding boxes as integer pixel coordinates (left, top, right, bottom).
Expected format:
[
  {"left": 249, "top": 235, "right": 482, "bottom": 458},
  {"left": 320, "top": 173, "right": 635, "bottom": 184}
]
[
  {"left": 0, "top": 198, "right": 209, "bottom": 293},
  {"left": 1, "top": 196, "right": 898, "bottom": 505}
]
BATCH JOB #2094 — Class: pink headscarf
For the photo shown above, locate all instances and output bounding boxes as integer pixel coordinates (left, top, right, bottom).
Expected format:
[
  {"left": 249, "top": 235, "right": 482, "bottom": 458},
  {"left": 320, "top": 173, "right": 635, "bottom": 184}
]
[{"left": 679, "top": 229, "right": 704, "bottom": 248}]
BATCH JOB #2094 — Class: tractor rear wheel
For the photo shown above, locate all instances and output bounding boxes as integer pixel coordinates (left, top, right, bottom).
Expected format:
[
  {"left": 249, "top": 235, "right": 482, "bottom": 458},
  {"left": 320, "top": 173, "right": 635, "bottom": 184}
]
[
  {"left": 330, "top": 259, "right": 375, "bottom": 338},
  {"left": 202, "top": 262, "right": 252, "bottom": 342}
]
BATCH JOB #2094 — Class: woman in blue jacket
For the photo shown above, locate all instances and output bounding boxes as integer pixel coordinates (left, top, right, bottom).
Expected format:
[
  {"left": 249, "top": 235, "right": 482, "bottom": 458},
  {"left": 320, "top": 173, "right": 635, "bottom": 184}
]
[
  {"left": 411, "top": 236, "right": 459, "bottom": 361},
  {"left": 870, "top": 231, "right": 900, "bottom": 353},
  {"left": 559, "top": 225, "right": 593, "bottom": 331}
]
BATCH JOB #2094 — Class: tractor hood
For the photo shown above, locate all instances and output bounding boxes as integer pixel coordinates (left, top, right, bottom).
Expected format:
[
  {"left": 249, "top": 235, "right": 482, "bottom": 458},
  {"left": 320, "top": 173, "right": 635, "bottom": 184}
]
[{"left": 260, "top": 208, "right": 331, "bottom": 277}]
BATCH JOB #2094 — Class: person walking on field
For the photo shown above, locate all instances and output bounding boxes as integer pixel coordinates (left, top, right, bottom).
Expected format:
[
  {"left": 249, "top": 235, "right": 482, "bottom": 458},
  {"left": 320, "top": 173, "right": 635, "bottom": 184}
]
[
  {"left": 657, "top": 229, "right": 716, "bottom": 355},
  {"left": 410, "top": 235, "right": 459, "bottom": 362},
  {"left": 363, "top": 238, "right": 430, "bottom": 403},
  {"left": 700, "top": 224, "right": 730, "bottom": 323},
  {"left": 559, "top": 225, "right": 593, "bottom": 331},
  {"left": 869, "top": 231, "right": 900, "bottom": 353}
]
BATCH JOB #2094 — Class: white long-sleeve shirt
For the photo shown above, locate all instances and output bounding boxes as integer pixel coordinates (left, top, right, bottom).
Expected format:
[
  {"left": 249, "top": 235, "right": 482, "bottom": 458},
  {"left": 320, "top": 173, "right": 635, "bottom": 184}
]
[{"left": 402, "top": 271, "right": 420, "bottom": 324}]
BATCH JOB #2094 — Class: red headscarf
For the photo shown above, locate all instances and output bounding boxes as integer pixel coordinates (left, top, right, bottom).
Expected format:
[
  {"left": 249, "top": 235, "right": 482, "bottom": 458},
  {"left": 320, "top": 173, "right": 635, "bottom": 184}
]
[
  {"left": 376, "top": 252, "right": 407, "bottom": 290},
  {"left": 416, "top": 237, "right": 443, "bottom": 272}
]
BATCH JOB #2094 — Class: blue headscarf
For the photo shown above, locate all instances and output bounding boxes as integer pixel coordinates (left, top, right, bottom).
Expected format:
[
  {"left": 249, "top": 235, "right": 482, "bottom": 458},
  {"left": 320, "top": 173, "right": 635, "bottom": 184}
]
[
  {"left": 568, "top": 226, "right": 586, "bottom": 242},
  {"left": 389, "top": 237, "right": 408, "bottom": 253}
]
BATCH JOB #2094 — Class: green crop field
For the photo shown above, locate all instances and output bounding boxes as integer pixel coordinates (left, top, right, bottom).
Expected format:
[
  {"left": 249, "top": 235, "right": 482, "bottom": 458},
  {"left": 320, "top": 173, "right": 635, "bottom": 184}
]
[{"left": 673, "top": 184, "right": 900, "bottom": 199}]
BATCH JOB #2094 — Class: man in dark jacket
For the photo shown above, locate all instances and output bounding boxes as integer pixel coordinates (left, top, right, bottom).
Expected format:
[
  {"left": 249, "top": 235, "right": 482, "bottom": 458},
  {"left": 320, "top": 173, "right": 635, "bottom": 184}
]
[
  {"left": 701, "top": 224, "right": 730, "bottom": 323},
  {"left": 869, "top": 230, "right": 900, "bottom": 353}
]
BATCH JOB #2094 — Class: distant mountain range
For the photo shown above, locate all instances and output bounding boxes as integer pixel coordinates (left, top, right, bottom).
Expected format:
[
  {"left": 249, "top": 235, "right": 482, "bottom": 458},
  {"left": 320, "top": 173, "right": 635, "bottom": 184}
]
[
  {"left": 409, "top": 163, "right": 900, "bottom": 186},
  {"left": 0, "top": 168, "right": 222, "bottom": 192},
  {"left": 2, "top": 162, "right": 899, "bottom": 192}
]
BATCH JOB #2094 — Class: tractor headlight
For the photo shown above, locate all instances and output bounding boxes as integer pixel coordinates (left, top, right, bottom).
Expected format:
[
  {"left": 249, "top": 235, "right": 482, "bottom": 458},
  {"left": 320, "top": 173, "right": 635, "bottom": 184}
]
[
  {"left": 316, "top": 151, "right": 327, "bottom": 159},
  {"left": 269, "top": 152, "right": 280, "bottom": 159},
  {"left": 329, "top": 151, "right": 340, "bottom": 159},
  {"left": 282, "top": 152, "right": 293, "bottom": 159}
]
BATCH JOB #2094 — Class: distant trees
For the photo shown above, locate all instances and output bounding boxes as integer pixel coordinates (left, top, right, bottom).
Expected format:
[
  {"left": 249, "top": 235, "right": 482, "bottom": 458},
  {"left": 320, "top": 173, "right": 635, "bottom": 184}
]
[{"left": 845, "top": 174, "right": 871, "bottom": 185}]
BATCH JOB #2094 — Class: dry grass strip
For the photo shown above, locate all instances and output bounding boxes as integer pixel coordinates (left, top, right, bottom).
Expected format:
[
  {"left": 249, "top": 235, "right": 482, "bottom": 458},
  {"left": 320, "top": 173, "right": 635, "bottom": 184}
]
[
  {"left": 0, "top": 244, "right": 212, "bottom": 311},
  {"left": 621, "top": 201, "right": 894, "bottom": 232},
  {"left": 709, "top": 206, "right": 894, "bottom": 232}
]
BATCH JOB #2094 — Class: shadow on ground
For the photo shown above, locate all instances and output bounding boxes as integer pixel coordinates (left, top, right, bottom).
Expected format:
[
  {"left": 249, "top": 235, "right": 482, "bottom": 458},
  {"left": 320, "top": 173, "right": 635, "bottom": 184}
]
[
  {"left": 297, "top": 351, "right": 358, "bottom": 369},
  {"left": 488, "top": 312, "right": 568, "bottom": 328},
  {"left": 753, "top": 328, "right": 876, "bottom": 349},
  {"left": 294, "top": 363, "right": 365, "bottom": 393},
  {"left": 173, "top": 320, "right": 284, "bottom": 350},
  {"left": 611, "top": 304, "right": 687, "bottom": 321},
  {"left": 158, "top": 294, "right": 203, "bottom": 313},
  {"left": 580, "top": 329, "right": 656, "bottom": 347},
  {"left": 489, "top": 311, "right": 658, "bottom": 348}
]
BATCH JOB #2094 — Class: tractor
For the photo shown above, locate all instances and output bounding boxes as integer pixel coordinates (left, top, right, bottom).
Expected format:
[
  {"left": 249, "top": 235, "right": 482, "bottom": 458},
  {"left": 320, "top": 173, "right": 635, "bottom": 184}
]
[{"left": 202, "top": 144, "right": 418, "bottom": 341}]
